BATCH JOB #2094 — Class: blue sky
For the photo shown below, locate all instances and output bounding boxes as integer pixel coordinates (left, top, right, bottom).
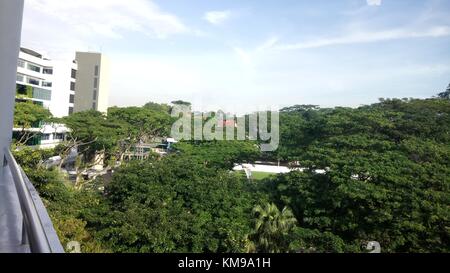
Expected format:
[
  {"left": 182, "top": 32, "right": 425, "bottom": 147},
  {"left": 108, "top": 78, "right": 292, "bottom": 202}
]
[{"left": 21, "top": 0, "right": 450, "bottom": 114}]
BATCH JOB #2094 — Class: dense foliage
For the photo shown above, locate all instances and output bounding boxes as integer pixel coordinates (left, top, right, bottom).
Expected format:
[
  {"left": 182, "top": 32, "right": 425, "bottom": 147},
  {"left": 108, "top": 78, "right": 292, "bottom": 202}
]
[
  {"left": 267, "top": 97, "right": 450, "bottom": 252},
  {"left": 13, "top": 101, "right": 52, "bottom": 145},
  {"left": 15, "top": 94, "right": 450, "bottom": 253},
  {"left": 173, "top": 141, "right": 260, "bottom": 170},
  {"left": 13, "top": 148, "right": 108, "bottom": 252},
  {"left": 83, "top": 155, "right": 264, "bottom": 253}
]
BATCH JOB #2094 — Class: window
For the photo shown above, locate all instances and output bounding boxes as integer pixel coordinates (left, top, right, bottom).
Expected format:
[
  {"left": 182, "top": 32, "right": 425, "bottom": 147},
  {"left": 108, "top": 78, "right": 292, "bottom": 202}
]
[
  {"left": 70, "top": 82, "right": 76, "bottom": 91},
  {"left": 17, "top": 59, "right": 25, "bottom": 68},
  {"left": 53, "top": 133, "right": 65, "bottom": 140},
  {"left": 16, "top": 74, "right": 24, "bottom": 82},
  {"left": 41, "top": 134, "right": 50, "bottom": 141},
  {"left": 43, "top": 68, "right": 53, "bottom": 74},
  {"left": 93, "top": 90, "right": 97, "bottom": 100},
  {"left": 71, "top": 69, "right": 77, "bottom": 79},
  {"left": 69, "top": 94, "right": 75, "bottom": 104},
  {"left": 68, "top": 107, "right": 74, "bottom": 115},
  {"left": 93, "top": 77, "right": 98, "bottom": 88},
  {"left": 94, "top": 65, "right": 99, "bottom": 76},
  {"left": 17, "top": 85, "right": 51, "bottom": 101},
  {"left": 32, "top": 87, "right": 52, "bottom": 101},
  {"left": 27, "top": 63, "right": 41, "bottom": 73},
  {"left": 42, "top": 81, "right": 52, "bottom": 88},
  {"left": 92, "top": 102, "right": 96, "bottom": 110},
  {"left": 27, "top": 77, "right": 40, "bottom": 86},
  {"left": 16, "top": 84, "right": 32, "bottom": 97}
]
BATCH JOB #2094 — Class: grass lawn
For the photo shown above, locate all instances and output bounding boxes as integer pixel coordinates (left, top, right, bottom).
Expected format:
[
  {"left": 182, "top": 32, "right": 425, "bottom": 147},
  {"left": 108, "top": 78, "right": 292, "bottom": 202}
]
[
  {"left": 251, "top": 171, "right": 275, "bottom": 180},
  {"left": 236, "top": 171, "right": 275, "bottom": 181}
]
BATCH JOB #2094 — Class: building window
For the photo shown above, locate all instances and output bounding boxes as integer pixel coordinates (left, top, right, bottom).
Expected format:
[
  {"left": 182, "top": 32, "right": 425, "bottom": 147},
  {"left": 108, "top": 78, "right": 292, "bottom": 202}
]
[
  {"left": 69, "top": 107, "right": 74, "bottom": 115},
  {"left": 34, "top": 101, "right": 44, "bottom": 107},
  {"left": 93, "top": 90, "right": 97, "bottom": 100},
  {"left": 93, "top": 77, "right": 98, "bottom": 88},
  {"left": 32, "top": 87, "right": 52, "bottom": 101},
  {"left": 94, "top": 65, "right": 99, "bottom": 76},
  {"left": 27, "top": 63, "right": 41, "bottom": 73},
  {"left": 17, "top": 59, "right": 25, "bottom": 68},
  {"left": 16, "top": 74, "right": 24, "bottom": 82},
  {"left": 69, "top": 94, "right": 75, "bottom": 104},
  {"left": 16, "top": 84, "right": 32, "bottom": 98},
  {"left": 43, "top": 68, "right": 53, "bottom": 74},
  {"left": 71, "top": 69, "right": 77, "bottom": 79},
  {"left": 41, "top": 134, "right": 50, "bottom": 141},
  {"left": 92, "top": 102, "right": 96, "bottom": 110},
  {"left": 53, "top": 133, "right": 65, "bottom": 140},
  {"left": 70, "top": 82, "right": 76, "bottom": 91},
  {"left": 27, "top": 77, "right": 40, "bottom": 86},
  {"left": 42, "top": 81, "right": 52, "bottom": 88}
]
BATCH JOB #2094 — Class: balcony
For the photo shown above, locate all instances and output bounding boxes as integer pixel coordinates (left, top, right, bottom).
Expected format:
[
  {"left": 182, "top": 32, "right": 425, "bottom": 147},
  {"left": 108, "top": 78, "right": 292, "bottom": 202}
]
[
  {"left": 16, "top": 83, "right": 52, "bottom": 101},
  {"left": 0, "top": 148, "right": 64, "bottom": 253}
]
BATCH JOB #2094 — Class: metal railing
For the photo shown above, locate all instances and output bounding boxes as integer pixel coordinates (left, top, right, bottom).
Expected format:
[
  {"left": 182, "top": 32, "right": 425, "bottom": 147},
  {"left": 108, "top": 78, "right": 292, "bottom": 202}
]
[{"left": 3, "top": 148, "right": 64, "bottom": 253}]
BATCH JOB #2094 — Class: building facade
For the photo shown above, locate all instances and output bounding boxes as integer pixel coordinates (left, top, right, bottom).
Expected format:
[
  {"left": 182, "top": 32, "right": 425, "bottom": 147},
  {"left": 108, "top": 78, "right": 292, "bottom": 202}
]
[
  {"left": 15, "top": 47, "right": 77, "bottom": 118},
  {"left": 51, "top": 59, "right": 77, "bottom": 117},
  {"left": 73, "top": 52, "right": 110, "bottom": 113},
  {"left": 12, "top": 123, "right": 70, "bottom": 149},
  {"left": 16, "top": 48, "right": 54, "bottom": 110},
  {"left": 14, "top": 47, "right": 76, "bottom": 148}
]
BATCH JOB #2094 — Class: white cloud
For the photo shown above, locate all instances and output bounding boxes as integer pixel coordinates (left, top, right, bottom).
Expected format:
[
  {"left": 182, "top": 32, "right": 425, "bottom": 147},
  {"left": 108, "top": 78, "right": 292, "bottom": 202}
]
[
  {"left": 367, "top": 0, "right": 382, "bottom": 6},
  {"left": 25, "top": 0, "right": 189, "bottom": 39},
  {"left": 232, "top": 36, "right": 279, "bottom": 67},
  {"left": 232, "top": 47, "right": 252, "bottom": 66},
  {"left": 274, "top": 26, "right": 450, "bottom": 51},
  {"left": 203, "top": 10, "right": 231, "bottom": 25},
  {"left": 256, "top": 37, "right": 279, "bottom": 52}
]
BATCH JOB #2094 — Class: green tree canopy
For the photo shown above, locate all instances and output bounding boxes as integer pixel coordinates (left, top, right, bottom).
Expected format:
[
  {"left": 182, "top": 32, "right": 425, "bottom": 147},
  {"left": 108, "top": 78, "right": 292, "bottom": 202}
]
[
  {"left": 14, "top": 101, "right": 52, "bottom": 128},
  {"left": 84, "top": 155, "right": 261, "bottom": 253}
]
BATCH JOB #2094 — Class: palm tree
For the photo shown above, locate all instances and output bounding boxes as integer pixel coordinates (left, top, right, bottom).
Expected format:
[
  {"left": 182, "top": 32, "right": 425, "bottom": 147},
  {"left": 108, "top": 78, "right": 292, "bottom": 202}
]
[{"left": 252, "top": 203, "right": 297, "bottom": 253}]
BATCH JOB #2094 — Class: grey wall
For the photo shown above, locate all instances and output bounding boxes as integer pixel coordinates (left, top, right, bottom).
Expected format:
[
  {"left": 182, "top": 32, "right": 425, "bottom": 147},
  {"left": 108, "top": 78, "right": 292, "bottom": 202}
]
[{"left": 0, "top": 0, "right": 25, "bottom": 175}]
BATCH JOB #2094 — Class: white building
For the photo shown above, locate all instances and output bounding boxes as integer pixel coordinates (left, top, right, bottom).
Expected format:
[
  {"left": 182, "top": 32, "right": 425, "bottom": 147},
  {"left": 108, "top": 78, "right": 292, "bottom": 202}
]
[
  {"left": 51, "top": 60, "right": 77, "bottom": 117},
  {"left": 12, "top": 123, "right": 70, "bottom": 149},
  {"left": 14, "top": 47, "right": 77, "bottom": 148},
  {"left": 74, "top": 52, "right": 110, "bottom": 113},
  {"left": 15, "top": 47, "right": 77, "bottom": 118},
  {"left": 16, "top": 48, "right": 54, "bottom": 110}
]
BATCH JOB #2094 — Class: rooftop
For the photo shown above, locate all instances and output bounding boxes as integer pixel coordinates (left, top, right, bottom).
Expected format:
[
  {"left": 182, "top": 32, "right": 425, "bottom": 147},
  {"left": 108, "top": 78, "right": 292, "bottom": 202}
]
[{"left": 20, "top": 47, "right": 43, "bottom": 59}]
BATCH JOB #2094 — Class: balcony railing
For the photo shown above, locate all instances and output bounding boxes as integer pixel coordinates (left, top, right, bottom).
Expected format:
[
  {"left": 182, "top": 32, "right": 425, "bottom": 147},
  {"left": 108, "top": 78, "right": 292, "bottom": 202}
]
[{"left": 1, "top": 148, "right": 64, "bottom": 253}]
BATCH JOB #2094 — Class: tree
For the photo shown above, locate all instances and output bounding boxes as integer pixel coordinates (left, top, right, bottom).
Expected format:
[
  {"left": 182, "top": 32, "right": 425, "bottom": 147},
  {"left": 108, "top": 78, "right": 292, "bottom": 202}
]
[
  {"left": 57, "top": 110, "right": 128, "bottom": 187},
  {"left": 107, "top": 105, "right": 174, "bottom": 162},
  {"left": 14, "top": 94, "right": 450, "bottom": 253},
  {"left": 437, "top": 83, "right": 450, "bottom": 99},
  {"left": 251, "top": 203, "right": 297, "bottom": 253},
  {"left": 12, "top": 147, "right": 56, "bottom": 190},
  {"left": 108, "top": 106, "right": 173, "bottom": 142},
  {"left": 171, "top": 100, "right": 191, "bottom": 107},
  {"left": 85, "top": 155, "right": 258, "bottom": 253},
  {"left": 143, "top": 101, "right": 172, "bottom": 113},
  {"left": 13, "top": 147, "right": 109, "bottom": 252},
  {"left": 267, "top": 97, "right": 450, "bottom": 252},
  {"left": 13, "top": 101, "right": 52, "bottom": 145},
  {"left": 173, "top": 141, "right": 260, "bottom": 170}
]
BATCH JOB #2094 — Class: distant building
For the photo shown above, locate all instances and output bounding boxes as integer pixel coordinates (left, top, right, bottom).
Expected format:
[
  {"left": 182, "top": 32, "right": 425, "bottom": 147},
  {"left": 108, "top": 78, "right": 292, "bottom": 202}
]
[
  {"left": 12, "top": 123, "right": 70, "bottom": 149},
  {"left": 16, "top": 48, "right": 54, "bottom": 110},
  {"left": 52, "top": 59, "right": 77, "bottom": 116},
  {"left": 15, "top": 47, "right": 77, "bottom": 117},
  {"left": 73, "top": 52, "right": 110, "bottom": 113},
  {"left": 14, "top": 47, "right": 76, "bottom": 147}
]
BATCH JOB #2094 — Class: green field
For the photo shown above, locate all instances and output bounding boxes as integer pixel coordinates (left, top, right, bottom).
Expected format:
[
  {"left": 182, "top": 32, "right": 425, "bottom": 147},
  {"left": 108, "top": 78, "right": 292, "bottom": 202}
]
[{"left": 237, "top": 171, "right": 275, "bottom": 181}]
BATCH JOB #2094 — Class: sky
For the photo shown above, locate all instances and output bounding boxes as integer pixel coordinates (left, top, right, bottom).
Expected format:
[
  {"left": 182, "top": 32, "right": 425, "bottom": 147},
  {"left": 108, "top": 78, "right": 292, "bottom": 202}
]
[{"left": 20, "top": 0, "right": 450, "bottom": 114}]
